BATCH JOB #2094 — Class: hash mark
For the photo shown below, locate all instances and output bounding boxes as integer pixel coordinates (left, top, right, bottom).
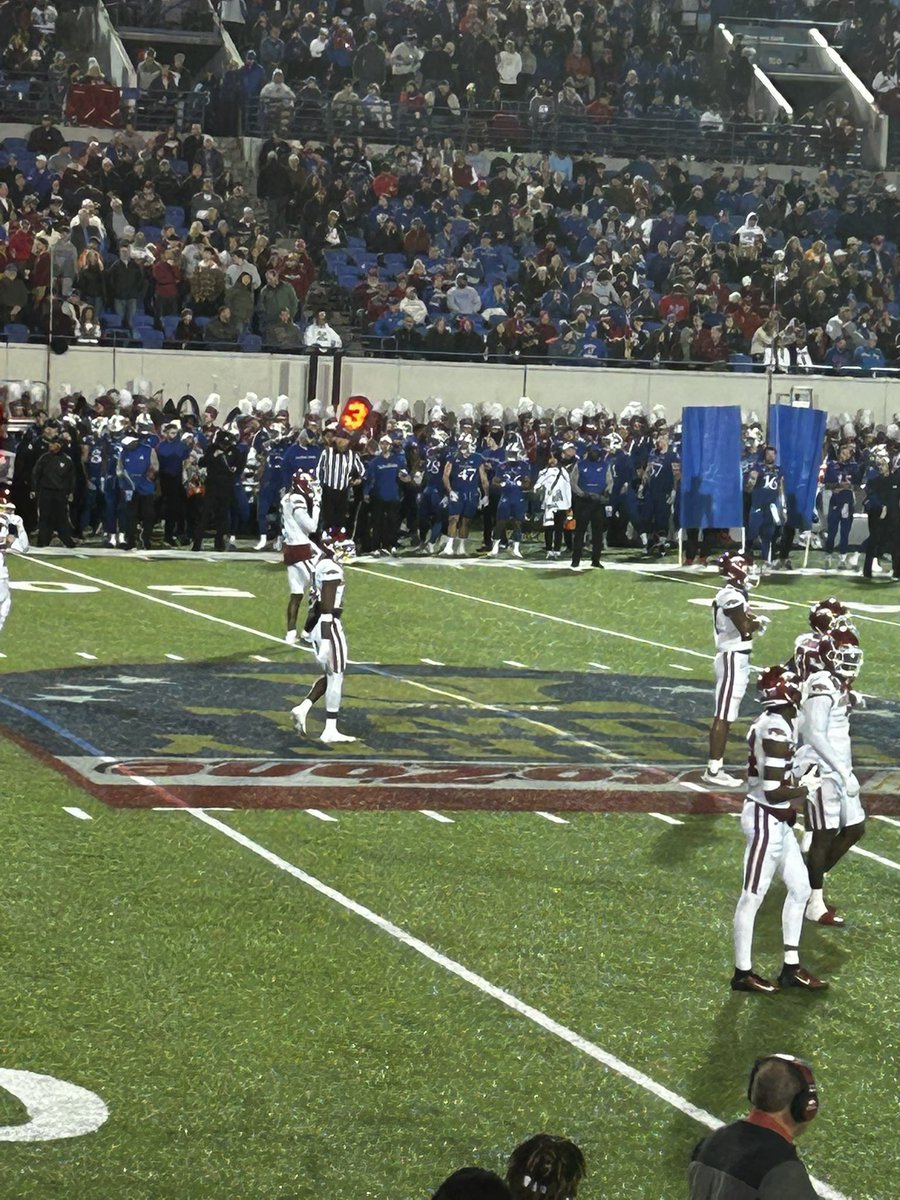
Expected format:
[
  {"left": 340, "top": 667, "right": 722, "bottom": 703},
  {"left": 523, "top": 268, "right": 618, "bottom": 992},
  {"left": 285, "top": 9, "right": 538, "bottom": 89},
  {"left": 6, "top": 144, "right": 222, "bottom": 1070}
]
[
  {"left": 419, "top": 810, "right": 455, "bottom": 823},
  {"left": 75, "top": 652, "right": 97, "bottom": 660},
  {"left": 649, "top": 812, "right": 684, "bottom": 826},
  {"left": 304, "top": 808, "right": 338, "bottom": 822},
  {"left": 535, "top": 812, "right": 570, "bottom": 824},
  {"left": 63, "top": 807, "right": 92, "bottom": 821}
]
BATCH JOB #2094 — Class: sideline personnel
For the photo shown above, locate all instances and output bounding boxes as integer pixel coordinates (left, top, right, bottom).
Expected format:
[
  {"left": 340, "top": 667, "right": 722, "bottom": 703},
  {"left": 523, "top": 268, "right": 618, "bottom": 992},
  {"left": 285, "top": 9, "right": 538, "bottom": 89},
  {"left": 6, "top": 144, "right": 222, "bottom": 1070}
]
[{"left": 689, "top": 1054, "right": 821, "bottom": 1198}]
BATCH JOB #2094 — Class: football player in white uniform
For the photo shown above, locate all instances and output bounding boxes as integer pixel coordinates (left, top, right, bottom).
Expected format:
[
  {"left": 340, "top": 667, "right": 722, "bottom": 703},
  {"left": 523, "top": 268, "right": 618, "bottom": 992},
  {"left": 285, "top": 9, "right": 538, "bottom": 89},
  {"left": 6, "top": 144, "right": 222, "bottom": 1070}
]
[
  {"left": 789, "top": 597, "right": 850, "bottom": 682},
  {"left": 281, "top": 470, "right": 321, "bottom": 645},
  {"left": 0, "top": 492, "right": 29, "bottom": 636},
  {"left": 704, "top": 552, "right": 769, "bottom": 787},
  {"left": 290, "top": 528, "right": 356, "bottom": 744},
  {"left": 732, "top": 666, "right": 827, "bottom": 994},
  {"left": 794, "top": 626, "right": 866, "bottom": 926}
]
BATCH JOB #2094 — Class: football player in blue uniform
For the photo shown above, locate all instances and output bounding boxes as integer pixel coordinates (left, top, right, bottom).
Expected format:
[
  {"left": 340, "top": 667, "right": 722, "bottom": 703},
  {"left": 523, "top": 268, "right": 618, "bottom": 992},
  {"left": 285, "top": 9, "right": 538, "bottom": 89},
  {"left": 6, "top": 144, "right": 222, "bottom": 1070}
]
[
  {"left": 253, "top": 421, "right": 290, "bottom": 550},
  {"left": 82, "top": 416, "right": 109, "bottom": 537},
  {"left": 822, "top": 443, "right": 861, "bottom": 570},
  {"left": 745, "top": 445, "right": 785, "bottom": 571},
  {"left": 441, "top": 432, "right": 489, "bottom": 557},
  {"left": 103, "top": 414, "right": 130, "bottom": 547},
  {"left": 156, "top": 419, "right": 192, "bottom": 545},
  {"left": 638, "top": 426, "right": 678, "bottom": 553},
  {"left": 418, "top": 428, "right": 450, "bottom": 553},
  {"left": 489, "top": 434, "right": 530, "bottom": 558}
]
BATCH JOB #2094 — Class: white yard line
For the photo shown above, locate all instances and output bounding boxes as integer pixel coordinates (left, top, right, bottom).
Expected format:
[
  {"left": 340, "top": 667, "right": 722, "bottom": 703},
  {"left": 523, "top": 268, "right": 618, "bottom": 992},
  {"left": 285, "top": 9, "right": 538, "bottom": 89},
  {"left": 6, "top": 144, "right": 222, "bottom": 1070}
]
[
  {"left": 503, "top": 659, "right": 529, "bottom": 669},
  {"left": 680, "top": 781, "right": 710, "bottom": 794},
  {"left": 850, "top": 846, "right": 900, "bottom": 871},
  {"left": 873, "top": 814, "right": 900, "bottom": 829},
  {"left": 174, "top": 805, "right": 847, "bottom": 1200},
  {"left": 588, "top": 661, "right": 610, "bottom": 671},
  {"left": 419, "top": 810, "right": 455, "bottom": 824},
  {"left": 351, "top": 567, "right": 715, "bottom": 662},
  {"left": 62, "top": 807, "right": 92, "bottom": 821},
  {"left": 75, "top": 652, "right": 97, "bottom": 661},
  {"left": 304, "top": 808, "right": 338, "bottom": 823},
  {"left": 649, "top": 571, "right": 900, "bottom": 630},
  {"left": 535, "top": 811, "right": 570, "bottom": 825},
  {"left": 420, "top": 657, "right": 445, "bottom": 666},
  {"left": 649, "top": 812, "right": 684, "bottom": 826},
  {"left": 250, "top": 655, "right": 272, "bottom": 663},
  {"left": 669, "top": 664, "right": 693, "bottom": 673},
  {"left": 165, "top": 654, "right": 184, "bottom": 662}
]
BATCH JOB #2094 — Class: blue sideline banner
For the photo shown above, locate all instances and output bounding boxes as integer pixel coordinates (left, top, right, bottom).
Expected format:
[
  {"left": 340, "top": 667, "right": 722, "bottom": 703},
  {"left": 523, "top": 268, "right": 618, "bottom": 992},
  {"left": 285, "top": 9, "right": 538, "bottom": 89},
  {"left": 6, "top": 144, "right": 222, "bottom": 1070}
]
[
  {"left": 680, "top": 406, "right": 744, "bottom": 529},
  {"left": 768, "top": 404, "right": 827, "bottom": 528}
]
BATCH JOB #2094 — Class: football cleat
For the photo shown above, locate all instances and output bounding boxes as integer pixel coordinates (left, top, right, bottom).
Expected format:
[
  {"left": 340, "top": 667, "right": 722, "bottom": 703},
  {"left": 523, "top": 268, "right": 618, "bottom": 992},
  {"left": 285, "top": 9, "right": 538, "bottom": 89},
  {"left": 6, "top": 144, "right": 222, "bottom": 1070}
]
[
  {"left": 731, "top": 970, "right": 779, "bottom": 994},
  {"left": 254, "top": 535, "right": 268, "bottom": 550},
  {"left": 807, "top": 909, "right": 845, "bottom": 927},
  {"left": 285, "top": 629, "right": 298, "bottom": 645},
  {"left": 511, "top": 543, "right": 523, "bottom": 558},
  {"left": 320, "top": 727, "right": 356, "bottom": 744},
  {"left": 291, "top": 701, "right": 311, "bottom": 735},
  {"left": 778, "top": 965, "right": 828, "bottom": 990},
  {"left": 701, "top": 768, "right": 743, "bottom": 788}
]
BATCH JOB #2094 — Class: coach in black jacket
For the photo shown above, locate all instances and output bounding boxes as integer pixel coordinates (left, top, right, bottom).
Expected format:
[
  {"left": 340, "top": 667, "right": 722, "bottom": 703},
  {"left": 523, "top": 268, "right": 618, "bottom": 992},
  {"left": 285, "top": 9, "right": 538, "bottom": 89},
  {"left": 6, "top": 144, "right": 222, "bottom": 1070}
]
[
  {"left": 689, "top": 1055, "right": 820, "bottom": 1199},
  {"left": 32, "top": 432, "right": 77, "bottom": 547},
  {"left": 865, "top": 460, "right": 900, "bottom": 579}
]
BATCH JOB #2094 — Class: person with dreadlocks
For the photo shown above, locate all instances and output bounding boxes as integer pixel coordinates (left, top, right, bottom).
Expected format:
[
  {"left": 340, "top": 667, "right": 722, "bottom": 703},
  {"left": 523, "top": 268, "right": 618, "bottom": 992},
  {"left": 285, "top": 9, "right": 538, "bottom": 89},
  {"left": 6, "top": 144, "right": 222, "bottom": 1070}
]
[
  {"left": 506, "top": 1134, "right": 587, "bottom": 1200},
  {"left": 431, "top": 1167, "right": 512, "bottom": 1199}
]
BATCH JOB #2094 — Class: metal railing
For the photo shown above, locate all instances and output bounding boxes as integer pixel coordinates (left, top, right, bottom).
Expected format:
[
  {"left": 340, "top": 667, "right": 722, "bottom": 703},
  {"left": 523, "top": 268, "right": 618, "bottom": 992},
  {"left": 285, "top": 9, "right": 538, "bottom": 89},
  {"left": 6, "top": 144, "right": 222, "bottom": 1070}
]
[{"left": 243, "top": 94, "right": 846, "bottom": 167}]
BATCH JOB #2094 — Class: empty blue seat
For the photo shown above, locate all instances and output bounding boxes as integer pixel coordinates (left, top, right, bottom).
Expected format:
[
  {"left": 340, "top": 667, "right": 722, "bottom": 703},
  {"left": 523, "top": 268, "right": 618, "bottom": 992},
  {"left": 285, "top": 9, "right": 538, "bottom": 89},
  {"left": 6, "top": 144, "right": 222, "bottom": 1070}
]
[
  {"left": 194, "top": 316, "right": 210, "bottom": 329},
  {"left": 240, "top": 333, "right": 262, "bottom": 353},
  {"left": 141, "top": 225, "right": 162, "bottom": 245},
  {"left": 138, "top": 328, "right": 165, "bottom": 349},
  {"left": 729, "top": 353, "right": 754, "bottom": 373},
  {"left": 164, "top": 205, "right": 185, "bottom": 226},
  {"left": 101, "top": 311, "right": 123, "bottom": 329},
  {"left": 161, "top": 315, "right": 180, "bottom": 339},
  {"left": 3, "top": 322, "right": 30, "bottom": 343}
]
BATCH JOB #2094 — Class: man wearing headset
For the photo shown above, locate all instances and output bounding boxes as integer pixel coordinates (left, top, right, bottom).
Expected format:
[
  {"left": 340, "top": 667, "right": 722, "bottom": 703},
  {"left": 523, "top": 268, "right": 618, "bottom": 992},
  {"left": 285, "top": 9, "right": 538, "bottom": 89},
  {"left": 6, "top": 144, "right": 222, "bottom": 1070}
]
[{"left": 689, "top": 1054, "right": 820, "bottom": 1198}]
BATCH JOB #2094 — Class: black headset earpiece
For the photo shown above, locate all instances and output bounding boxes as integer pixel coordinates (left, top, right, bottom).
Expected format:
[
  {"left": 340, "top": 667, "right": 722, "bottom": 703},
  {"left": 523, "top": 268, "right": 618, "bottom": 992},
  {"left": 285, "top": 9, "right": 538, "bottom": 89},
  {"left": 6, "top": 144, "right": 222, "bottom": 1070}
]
[{"left": 748, "top": 1054, "right": 819, "bottom": 1123}]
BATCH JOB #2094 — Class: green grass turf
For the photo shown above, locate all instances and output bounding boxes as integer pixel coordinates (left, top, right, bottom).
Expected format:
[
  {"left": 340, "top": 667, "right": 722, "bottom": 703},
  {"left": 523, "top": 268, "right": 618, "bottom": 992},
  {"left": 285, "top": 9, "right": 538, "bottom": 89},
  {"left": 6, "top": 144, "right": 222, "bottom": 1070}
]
[{"left": 1, "top": 551, "right": 899, "bottom": 1199}]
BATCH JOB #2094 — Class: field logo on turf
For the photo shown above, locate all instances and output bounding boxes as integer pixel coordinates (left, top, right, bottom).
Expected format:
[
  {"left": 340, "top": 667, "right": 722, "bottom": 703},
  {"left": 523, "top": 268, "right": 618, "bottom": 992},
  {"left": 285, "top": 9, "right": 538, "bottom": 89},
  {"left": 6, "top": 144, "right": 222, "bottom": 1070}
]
[{"left": 0, "top": 1068, "right": 108, "bottom": 1141}]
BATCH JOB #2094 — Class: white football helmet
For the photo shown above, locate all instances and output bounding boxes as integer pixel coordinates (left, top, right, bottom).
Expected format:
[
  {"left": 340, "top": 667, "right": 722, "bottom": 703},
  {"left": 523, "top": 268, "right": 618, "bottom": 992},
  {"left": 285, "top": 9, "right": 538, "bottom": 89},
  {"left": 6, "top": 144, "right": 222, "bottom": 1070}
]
[{"left": 108, "top": 415, "right": 128, "bottom": 434}]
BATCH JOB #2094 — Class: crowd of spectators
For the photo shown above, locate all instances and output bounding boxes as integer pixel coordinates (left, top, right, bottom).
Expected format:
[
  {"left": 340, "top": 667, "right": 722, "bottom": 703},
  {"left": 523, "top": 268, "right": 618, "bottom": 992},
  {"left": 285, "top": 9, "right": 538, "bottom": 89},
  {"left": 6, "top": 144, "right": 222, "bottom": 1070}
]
[{"left": 0, "top": 116, "right": 345, "bottom": 351}]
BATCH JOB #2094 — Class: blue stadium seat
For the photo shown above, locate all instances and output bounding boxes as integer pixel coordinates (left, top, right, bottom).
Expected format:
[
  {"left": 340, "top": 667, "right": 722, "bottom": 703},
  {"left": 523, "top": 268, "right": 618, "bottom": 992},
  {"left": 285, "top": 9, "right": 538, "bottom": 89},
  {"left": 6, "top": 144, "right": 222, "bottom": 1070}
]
[
  {"left": 239, "top": 333, "right": 262, "bottom": 352},
  {"left": 171, "top": 159, "right": 189, "bottom": 175},
  {"left": 3, "top": 322, "right": 29, "bottom": 343},
  {"left": 729, "top": 354, "right": 754, "bottom": 373},
  {"left": 141, "top": 225, "right": 162, "bottom": 245},
  {"left": 162, "top": 315, "right": 180, "bottom": 340},
  {"left": 132, "top": 312, "right": 155, "bottom": 327},
  {"left": 137, "top": 328, "right": 165, "bottom": 349},
  {"left": 101, "top": 312, "right": 123, "bottom": 329},
  {"left": 164, "top": 206, "right": 185, "bottom": 227},
  {"left": 194, "top": 316, "right": 210, "bottom": 330}
]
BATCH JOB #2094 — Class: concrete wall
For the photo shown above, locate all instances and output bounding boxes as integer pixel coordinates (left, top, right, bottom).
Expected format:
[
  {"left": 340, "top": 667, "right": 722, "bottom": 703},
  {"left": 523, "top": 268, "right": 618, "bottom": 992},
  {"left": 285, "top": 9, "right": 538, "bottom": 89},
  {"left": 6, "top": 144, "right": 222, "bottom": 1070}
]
[{"left": 5, "top": 345, "right": 900, "bottom": 427}]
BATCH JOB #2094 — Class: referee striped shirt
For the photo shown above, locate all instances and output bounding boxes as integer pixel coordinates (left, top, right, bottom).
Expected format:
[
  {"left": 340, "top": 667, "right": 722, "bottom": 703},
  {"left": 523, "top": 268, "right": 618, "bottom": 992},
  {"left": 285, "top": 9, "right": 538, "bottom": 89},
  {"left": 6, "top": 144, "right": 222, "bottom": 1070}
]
[{"left": 316, "top": 446, "right": 364, "bottom": 491}]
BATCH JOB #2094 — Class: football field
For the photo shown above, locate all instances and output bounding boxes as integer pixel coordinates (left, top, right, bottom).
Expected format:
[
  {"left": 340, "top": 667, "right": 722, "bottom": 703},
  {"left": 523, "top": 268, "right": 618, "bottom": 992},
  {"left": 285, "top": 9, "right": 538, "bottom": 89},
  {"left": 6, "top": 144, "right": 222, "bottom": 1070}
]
[{"left": 1, "top": 547, "right": 898, "bottom": 1200}]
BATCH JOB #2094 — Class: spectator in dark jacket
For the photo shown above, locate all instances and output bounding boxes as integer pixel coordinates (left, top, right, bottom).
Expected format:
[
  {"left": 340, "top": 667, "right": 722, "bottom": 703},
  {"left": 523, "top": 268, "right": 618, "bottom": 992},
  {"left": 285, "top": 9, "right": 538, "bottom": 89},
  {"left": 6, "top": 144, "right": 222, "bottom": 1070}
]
[{"left": 105, "top": 244, "right": 145, "bottom": 327}]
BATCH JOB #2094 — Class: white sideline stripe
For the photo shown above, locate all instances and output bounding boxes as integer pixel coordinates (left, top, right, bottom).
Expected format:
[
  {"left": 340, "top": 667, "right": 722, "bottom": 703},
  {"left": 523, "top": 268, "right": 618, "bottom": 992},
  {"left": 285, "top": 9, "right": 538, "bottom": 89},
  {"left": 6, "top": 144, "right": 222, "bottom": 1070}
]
[
  {"left": 669, "top": 663, "right": 693, "bottom": 673},
  {"left": 680, "top": 781, "right": 710, "bottom": 794},
  {"left": 503, "top": 659, "right": 529, "bottom": 669},
  {"left": 419, "top": 810, "right": 455, "bottom": 824},
  {"left": 151, "top": 806, "right": 235, "bottom": 811},
  {"left": 536, "top": 811, "right": 570, "bottom": 825},
  {"left": 23, "top": 559, "right": 628, "bottom": 765},
  {"left": 180, "top": 806, "right": 850, "bottom": 1200},
  {"left": 652, "top": 571, "right": 900, "bottom": 630},
  {"left": 63, "top": 806, "right": 92, "bottom": 821},
  {"left": 75, "top": 652, "right": 97, "bottom": 660},
  {"left": 304, "top": 808, "right": 338, "bottom": 823},
  {"left": 420, "top": 657, "right": 445, "bottom": 666},
  {"left": 649, "top": 812, "right": 684, "bottom": 826},
  {"left": 250, "top": 655, "right": 272, "bottom": 662},
  {"left": 351, "top": 567, "right": 715, "bottom": 661},
  {"left": 165, "top": 654, "right": 184, "bottom": 662},
  {"left": 588, "top": 661, "right": 610, "bottom": 671},
  {"left": 873, "top": 814, "right": 900, "bottom": 829},
  {"left": 850, "top": 845, "right": 900, "bottom": 871}
]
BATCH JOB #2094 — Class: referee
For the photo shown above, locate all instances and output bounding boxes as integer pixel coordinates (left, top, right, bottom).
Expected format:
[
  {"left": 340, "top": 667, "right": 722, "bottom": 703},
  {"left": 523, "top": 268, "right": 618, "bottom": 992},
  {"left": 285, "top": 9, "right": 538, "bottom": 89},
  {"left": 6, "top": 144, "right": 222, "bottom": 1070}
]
[{"left": 315, "top": 419, "right": 364, "bottom": 532}]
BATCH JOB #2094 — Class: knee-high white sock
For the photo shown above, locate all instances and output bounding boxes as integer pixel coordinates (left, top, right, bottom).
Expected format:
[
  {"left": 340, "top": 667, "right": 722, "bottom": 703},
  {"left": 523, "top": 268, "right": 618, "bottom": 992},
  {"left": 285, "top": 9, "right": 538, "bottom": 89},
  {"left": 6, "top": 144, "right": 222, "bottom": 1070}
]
[{"left": 733, "top": 890, "right": 765, "bottom": 972}]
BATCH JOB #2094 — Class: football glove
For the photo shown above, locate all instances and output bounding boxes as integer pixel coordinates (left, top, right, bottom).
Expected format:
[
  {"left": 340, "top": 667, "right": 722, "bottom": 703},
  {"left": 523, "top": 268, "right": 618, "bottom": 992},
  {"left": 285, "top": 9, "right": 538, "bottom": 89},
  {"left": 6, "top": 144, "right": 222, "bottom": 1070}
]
[
  {"left": 478, "top": 493, "right": 489, "bottom": 508},
  {"left": 754, "top": 614, "right": 771, "bottom": 635},
  {"left": 448, "top": 490, "right": 459, "bottom": 502},
  {"left": 794, "top": 763, "right": 822, "bottom": 794},
  {"left": 849, "top": 690, "right": 866, "bottom": 710},
  {"left": 842, "top": 770, "right": 860, "bottom": 799}
]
